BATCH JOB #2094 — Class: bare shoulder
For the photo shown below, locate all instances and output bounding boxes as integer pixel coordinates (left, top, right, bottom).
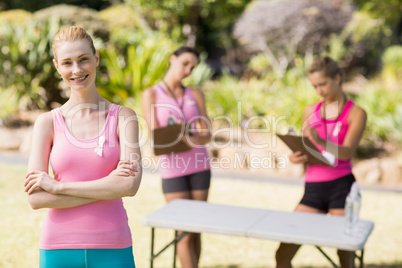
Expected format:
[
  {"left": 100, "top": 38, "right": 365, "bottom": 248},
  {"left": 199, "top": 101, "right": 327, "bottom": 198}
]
[
  {"left": 32, "top": 111, "right": 54, "bottom": 140},
  {"left": 190, "top": 88, "right": 204, "bottom": 97},
  {"left": 349, "top": 103, "right": 367, "bottom": 121},
  {"left": 190, "top": 88, "right": 205, "bottom": 101},
  {"left": 118, "top": 106, "right": 137, "bottom": 118},
  {"left": 34, "top": 111, "right": 53, "bottom": 129},
  {"left": 142, "top": 86, "right": 156, "bottom": 98},
  {"left": 303, "top": 103, "right": 316, "bottom": 117}
]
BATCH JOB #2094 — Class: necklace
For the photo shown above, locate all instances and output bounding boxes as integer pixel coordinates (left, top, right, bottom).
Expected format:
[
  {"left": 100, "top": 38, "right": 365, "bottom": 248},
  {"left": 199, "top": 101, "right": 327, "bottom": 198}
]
[
  {"left": 162, "top": 80, "right": 185, "bottom": 121},
  {"left": 321, "top": 94, "right": 347, "bottom": 140}
]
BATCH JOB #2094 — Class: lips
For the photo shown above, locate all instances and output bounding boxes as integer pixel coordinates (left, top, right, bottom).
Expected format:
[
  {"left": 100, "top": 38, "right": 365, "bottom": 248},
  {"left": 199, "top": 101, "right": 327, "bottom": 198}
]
[{"left": 70, "top": 74, "right": 89, "bottom": 82}]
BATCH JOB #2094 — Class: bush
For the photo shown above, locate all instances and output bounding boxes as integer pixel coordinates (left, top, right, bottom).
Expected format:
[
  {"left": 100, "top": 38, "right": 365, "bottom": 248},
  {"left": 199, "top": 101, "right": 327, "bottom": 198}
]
[
  {"left": 97, "top": 35, "right": 175, "bottom": 105},
  {"left": 382, "top": 45, "right": 402, "bottom": 84},
  {"left": 0, "top": 18, "right": 61, "bottom": 116},
  {"left": 0, "top": 9, "right": 32, "bottom": 25},
  {"left": 33, "top": 4, "right": 109, "bottom": 41},
  {"left": 326, "top": 11, "right": 392, "bottom": 76},
  {"left": 98, "top": 4, "right": 142, "bottom": 47},
  {"left": 355, "top": 80, "right": 402, "bottom": 145}
]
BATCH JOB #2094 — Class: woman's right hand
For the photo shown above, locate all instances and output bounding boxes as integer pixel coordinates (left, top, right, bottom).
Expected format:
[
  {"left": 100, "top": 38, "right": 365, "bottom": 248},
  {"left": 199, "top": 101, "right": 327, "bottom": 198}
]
[
  {"left": 109, "top": 160, "right": 138, "bottom": 177},
  {"left": 289, "top": 151, "right": 308, "bottom": 164}
]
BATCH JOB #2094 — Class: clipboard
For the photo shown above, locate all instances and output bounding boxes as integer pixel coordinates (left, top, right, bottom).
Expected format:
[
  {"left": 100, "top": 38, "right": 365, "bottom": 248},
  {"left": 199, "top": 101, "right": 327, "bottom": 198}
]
[
  {"left": 152, "top": 123, "right": 192, "bottom": 156},
  {"left": 276, "top": 134, "right": 333, "bottom": 167}
]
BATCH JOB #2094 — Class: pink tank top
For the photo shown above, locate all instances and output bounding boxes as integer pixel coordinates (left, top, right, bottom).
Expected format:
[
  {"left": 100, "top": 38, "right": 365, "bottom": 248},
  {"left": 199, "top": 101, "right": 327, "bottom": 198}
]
[
  {"left": 153, "top": 85, "right": 210, "bottom": 179},
  {"left": 304, "top": 100, "right": 354, "bottom": 182},
  {"left": 40, "top": 104, "right": 132, "bottom": 249}
]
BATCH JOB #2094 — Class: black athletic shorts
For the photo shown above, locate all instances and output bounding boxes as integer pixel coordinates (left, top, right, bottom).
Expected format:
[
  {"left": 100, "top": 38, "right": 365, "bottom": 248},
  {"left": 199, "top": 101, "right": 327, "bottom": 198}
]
[
  {"left": 162, "top": 170, "right": 211, "bottom": 194},
  {"left": 299, "top": 173, "right": 356, "bottom": 212}
]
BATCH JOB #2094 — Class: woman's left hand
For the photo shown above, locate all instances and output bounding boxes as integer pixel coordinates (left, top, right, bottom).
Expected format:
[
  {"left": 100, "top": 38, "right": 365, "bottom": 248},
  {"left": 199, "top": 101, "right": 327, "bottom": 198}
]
[
  {"left": 181, "top": 132, "right": 198, "bottom": 148},
  {"left": 25, "top": 171, "right": 60, "bottom": 195},
  {"left": 304, "top": 127, "right": 324, "bottom": 145}
]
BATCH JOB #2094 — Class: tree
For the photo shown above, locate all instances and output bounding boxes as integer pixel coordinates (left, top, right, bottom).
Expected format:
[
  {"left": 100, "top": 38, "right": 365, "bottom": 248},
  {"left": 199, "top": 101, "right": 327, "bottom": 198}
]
[
  {"left": 123, "top": 0, "right": 249, "bottom": 66},
  {"left": 233, "top": 0, "right": 354, "bottom": 77}
]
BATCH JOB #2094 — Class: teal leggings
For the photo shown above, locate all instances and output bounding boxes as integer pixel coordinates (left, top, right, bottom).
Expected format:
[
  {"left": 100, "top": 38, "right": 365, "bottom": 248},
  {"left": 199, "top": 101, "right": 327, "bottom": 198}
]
[{"left": 39, "top": 246, "right": 135, "bottom": 268}]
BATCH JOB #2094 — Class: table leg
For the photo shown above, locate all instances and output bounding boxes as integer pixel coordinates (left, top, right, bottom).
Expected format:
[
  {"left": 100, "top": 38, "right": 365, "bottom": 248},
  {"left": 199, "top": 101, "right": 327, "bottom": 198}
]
[
  {"left": 315, "top": 246, "right": 338, "bottom": 268},
  {"left": 173, "top": 230, "right": 178, "bottom": 268},
  {"left": 355, "top": 249, "right": 364, "bottom": 268},
  {"left": 149, "top": 228, "right": 188, "bottom": 268},
  {"left": 150, "top": 228, "right": 155, "bottom": 268}
]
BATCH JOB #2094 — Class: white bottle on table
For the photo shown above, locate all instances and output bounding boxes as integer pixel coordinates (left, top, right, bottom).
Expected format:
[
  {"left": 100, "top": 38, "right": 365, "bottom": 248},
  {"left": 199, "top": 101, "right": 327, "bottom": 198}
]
[{"left": 344, "top": 182, "right": 361, "bottom": 235}]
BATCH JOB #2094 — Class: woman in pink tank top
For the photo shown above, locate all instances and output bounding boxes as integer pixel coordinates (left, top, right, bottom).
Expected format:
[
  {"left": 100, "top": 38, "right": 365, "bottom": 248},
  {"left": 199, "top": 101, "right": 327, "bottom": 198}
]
[
  {"left": 275, "top": 56, "right": 367, "bottom": 268},
  {"left": 142, "top": 46, "right": 211, "bottom": 268},
  {"left": 24, "top": 26, "right": 142, "bottom": 268}
]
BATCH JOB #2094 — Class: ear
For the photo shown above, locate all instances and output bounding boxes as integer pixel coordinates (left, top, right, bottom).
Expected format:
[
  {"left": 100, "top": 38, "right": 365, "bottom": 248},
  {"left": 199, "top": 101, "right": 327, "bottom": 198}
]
[
  {"left": 169, "top": 54, "right": 176, "bottom": 65},
  {"left": 95, "top": 50, "right": 100, "bottom": 67},
  {"left": 53, "top": 58, "right": 59, "bottom": 73},
  {"left": 335, "top": 73, "right": 341, "bottom": 85}
]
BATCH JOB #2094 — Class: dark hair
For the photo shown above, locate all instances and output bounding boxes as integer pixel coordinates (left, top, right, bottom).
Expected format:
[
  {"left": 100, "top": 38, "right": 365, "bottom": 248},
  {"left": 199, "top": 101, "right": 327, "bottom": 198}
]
[
  {"left": 173, "top": 46, "right": 199, "bottom": 61},
  {"left": 308, "top": 56, "right": 344, "bottom": 84}
]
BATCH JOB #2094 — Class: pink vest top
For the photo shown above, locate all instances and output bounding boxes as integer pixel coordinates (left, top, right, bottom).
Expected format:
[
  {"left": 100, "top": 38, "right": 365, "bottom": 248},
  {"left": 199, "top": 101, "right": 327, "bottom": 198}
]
[
  {"left": 40, "top": 104, "right": 132, "bottom": 249},
  {"left": 304, "top": 100, "right": 354, "bottom": 182},
  {"left": 153, "top": 85, "right": 210, "bottom": 179}
]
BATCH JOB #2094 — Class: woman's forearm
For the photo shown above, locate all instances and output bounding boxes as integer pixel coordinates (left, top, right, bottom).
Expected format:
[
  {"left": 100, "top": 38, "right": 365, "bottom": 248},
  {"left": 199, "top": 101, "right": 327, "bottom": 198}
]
[
  {"left": 55, "top": 172, "right": 142, "bottom": 200},
  {"left": 28, "top": 189, "right": 97, "bottom": 210},
  {"left": 316, "top": 139, "right": 354, "bottom": 160}
]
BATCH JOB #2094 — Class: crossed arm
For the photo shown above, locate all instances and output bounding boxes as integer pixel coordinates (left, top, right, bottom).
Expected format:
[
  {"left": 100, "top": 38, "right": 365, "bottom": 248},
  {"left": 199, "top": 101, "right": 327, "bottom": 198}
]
[{"left": 25, "top": 107, "right": 142, "bottom": 209}]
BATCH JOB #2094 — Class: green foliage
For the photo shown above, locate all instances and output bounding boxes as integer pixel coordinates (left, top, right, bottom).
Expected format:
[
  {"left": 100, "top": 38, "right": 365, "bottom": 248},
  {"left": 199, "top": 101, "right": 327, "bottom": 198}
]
[
  {"left": 0, "top": 18, "right": 61, "bottom": 117},
  {"left": 124, "top": 0, "right": 249, "bottom": 51},
  {"left": 0, "top": 9, "right": 32, "bottom": 25},
  {"left": 33, "top": 4, "right": 109, "bottom": 41},
  {"left": 247, "top": 54, "right": 272, "bottom": 78},
  {"left": 351, "top": 0, "right": 401, "bottom": 27},
  {"left": 205, "top": 67, "right": 319, "bottom": 133},
  {"left": 97, "top": 36, "right": 175, "bottom": 104},
  {"left": 327, "top": 11, "right": 392, "bottom": 75},
  {"left": 355, "top": 80, "right": 402, "bottom": 144},
  {"left": 382, "top": 45, "right": 402, "bottom": 82},
  {"left": 0, "top": 87, "right": 20, "bottom": 119},
  {"left": 98, "top": 5, "right": 142, "bottom": 45}
]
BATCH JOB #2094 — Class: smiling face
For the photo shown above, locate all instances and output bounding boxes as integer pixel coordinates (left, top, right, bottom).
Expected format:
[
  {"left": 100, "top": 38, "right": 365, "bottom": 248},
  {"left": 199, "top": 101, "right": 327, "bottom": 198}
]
[
  {"left": 169, "top": 52, "right": 199, "bottom": 81},
  {"left": 308, "top": 71, "right": 341, "bottom": 101},
  {"left": 53, "top": 39, "right": 99, "bottom": 91}
]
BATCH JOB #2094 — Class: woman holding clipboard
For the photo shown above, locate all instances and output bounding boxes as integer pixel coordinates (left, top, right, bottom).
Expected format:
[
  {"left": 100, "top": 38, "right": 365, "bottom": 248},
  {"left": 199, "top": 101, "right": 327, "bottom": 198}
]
[
  {"left": 275, "top": 56, "right": 367, "bottom": 268},
  {"left": 142, "top": 46, "right": 211, "bottom": 268}
]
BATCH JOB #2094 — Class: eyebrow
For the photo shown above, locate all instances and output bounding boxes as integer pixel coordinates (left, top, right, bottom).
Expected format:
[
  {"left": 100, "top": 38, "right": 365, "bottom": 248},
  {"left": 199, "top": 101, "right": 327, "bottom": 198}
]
[{"left": 60, "top": 54, "right": 90, "bottom": 61}]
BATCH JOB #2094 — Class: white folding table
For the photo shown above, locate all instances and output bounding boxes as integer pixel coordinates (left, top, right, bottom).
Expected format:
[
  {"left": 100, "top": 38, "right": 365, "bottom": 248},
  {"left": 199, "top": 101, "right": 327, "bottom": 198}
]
[{"left": 142, "top": 199, "right": 374, "bottom": 268}]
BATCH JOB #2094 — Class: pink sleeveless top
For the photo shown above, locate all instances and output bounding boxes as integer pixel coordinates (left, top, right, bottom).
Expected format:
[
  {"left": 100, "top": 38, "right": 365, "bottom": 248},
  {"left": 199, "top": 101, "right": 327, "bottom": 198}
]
[
  {"left": 304, "top": 100, "right": 354, "bottom": 183},
  {"left": 153, "top": 85, "right": 210, "bottom": 179},
  {"left": 40, "top": 104, "right": 132, "bottom": 250}
]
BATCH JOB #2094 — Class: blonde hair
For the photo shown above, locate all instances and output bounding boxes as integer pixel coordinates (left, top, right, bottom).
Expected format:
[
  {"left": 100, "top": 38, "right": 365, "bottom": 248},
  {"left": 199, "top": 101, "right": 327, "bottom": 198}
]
[
  {"left": 52, "top": 26, "right": 96, "bottom": 60},
  {"left": 308, "top": 56, "right": 344, "bottom": 84}
]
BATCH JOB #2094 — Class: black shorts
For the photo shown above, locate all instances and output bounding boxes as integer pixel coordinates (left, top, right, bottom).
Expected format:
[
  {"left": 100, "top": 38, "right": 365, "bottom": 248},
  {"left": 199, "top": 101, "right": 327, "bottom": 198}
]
[
  {"left": 299, "top": 174, "right": 356, "bottom": 212},
  {"left": 162, "top": 170, "right": 211, "bottom": 194}
]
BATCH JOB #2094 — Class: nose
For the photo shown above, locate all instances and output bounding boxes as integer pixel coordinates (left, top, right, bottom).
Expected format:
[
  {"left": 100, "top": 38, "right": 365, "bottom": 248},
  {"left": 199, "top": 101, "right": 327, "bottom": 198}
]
[
  {"left": 184, "top": 67, "right": 192, "bottom": 77},
  {"left": 315, "top": 87, "right": 323, "bottom": 96},
  {"left": 72, "top": 62, "right": 83, "bottom": 74}
]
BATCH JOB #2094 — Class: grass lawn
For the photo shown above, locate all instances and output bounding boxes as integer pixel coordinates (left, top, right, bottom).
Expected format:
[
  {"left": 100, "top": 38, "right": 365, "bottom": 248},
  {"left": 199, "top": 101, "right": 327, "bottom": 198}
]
[{"left": 1, "top": 163, "right": 401, "bottom": 268}]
